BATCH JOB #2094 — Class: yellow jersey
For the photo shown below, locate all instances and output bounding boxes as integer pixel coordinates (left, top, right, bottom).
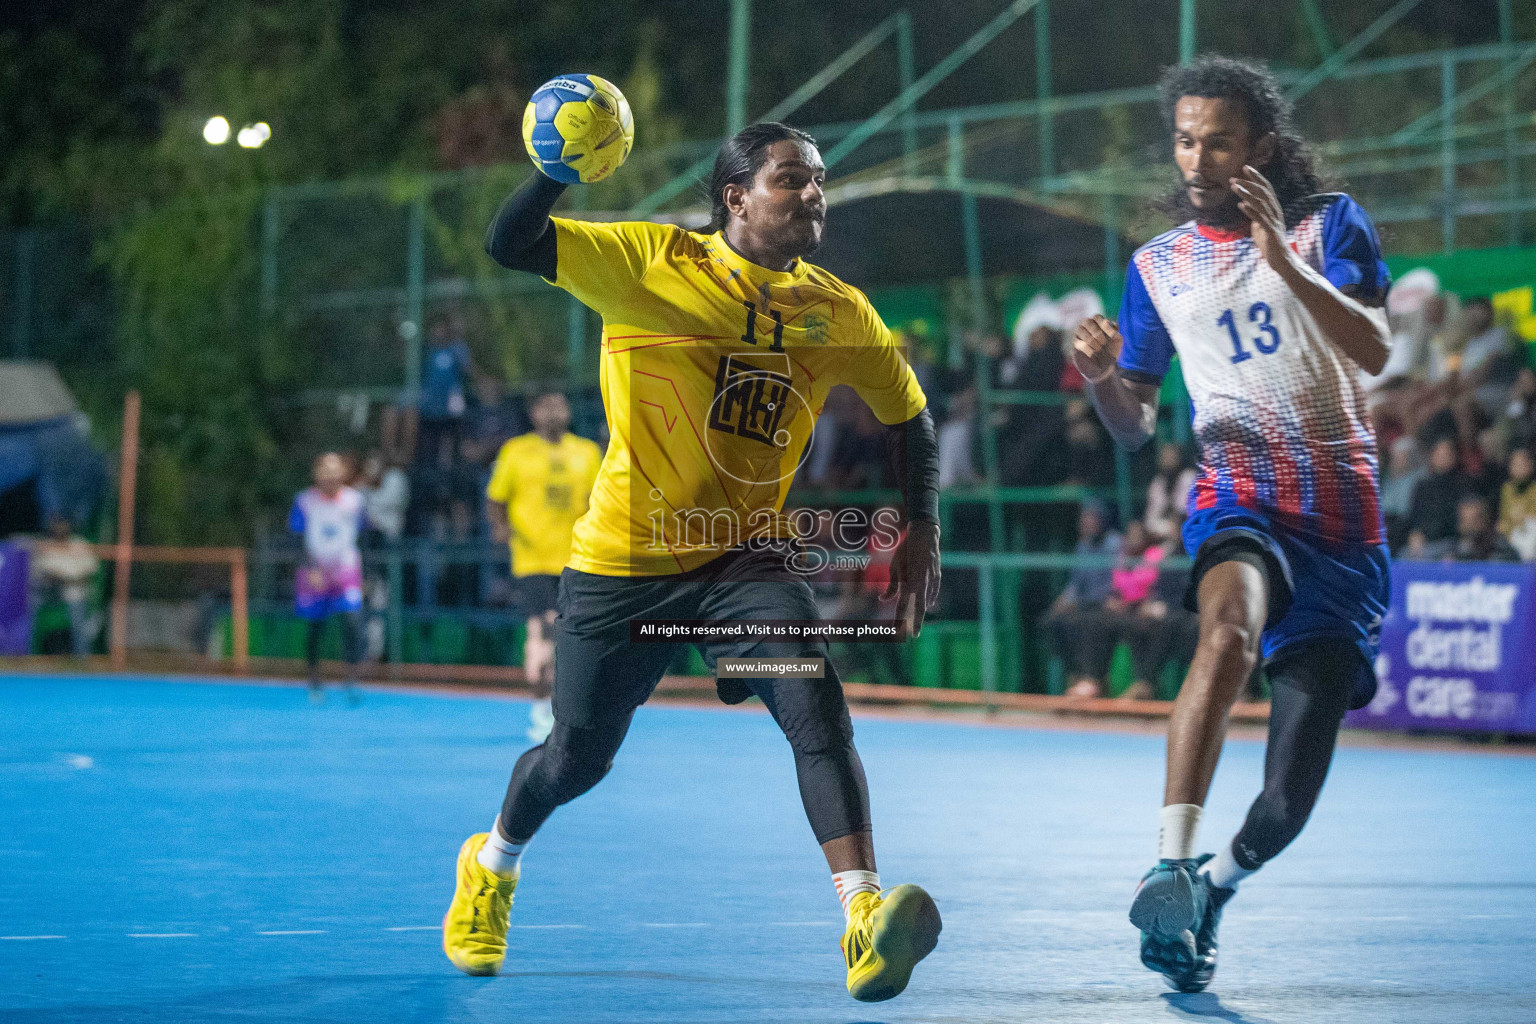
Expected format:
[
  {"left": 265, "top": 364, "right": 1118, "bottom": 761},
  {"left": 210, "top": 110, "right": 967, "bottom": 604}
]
[
  {"left": 486, "top": 431, "right": 604, "bottom": 577},
  {"left": 546, "top": 218, "right": 926, "bottom": 576}
]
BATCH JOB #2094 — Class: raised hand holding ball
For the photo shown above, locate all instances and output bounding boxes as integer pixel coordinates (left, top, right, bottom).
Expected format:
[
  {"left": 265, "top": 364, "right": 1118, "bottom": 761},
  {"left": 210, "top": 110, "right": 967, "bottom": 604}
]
[{"left": 522, "top": 74, "right": 634, "bottom": 184}]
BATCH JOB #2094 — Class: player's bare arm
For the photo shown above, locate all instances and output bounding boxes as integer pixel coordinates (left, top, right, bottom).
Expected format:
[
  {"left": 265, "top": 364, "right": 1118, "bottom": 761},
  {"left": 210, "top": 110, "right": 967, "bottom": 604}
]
[
  {"left": 1231, "top": 165, "right": 1390, "bottom": 375},
  {"left": 1072, "top": 314, "right": 1160, "bottom": 450}
]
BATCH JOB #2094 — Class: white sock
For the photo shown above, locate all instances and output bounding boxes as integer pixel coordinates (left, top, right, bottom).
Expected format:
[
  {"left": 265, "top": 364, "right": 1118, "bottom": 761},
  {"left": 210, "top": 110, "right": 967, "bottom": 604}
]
[
  {"left": 1201, "top": 840, "right": 1256, "bottom": 892},
  {"left": 476, "top": 819, "right": 527, "bottom": 879},
  {"left": 832, "top": 870, "right": 881, "bottom": 921},
  {"left": 1158, "top": 803, "right": 1203, "bottom": 861}
]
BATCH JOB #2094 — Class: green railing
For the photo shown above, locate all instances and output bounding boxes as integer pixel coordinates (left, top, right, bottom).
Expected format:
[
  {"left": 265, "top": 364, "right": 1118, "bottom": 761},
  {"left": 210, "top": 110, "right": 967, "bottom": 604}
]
[{"left": 249, "top": 537, "right": 1187, "bottom": 695}]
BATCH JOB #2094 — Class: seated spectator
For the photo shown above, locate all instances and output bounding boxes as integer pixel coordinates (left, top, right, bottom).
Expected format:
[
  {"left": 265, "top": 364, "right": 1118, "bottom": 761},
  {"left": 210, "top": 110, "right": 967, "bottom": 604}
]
[
  {"left": 997, "top": 325, "right": 1067, "bottom": 486},
  {"left": 357, "top": 450, "right": 409, "bottom": 546},
  {"left": 1405, "top": 437, "right": 1468, "bottom": 548},
  {"left": 1458, "top": 297, "right": 1523, "bottom": 417},
  {"left": 30, "top": 516, "right": 99, "bottom": 657},
  {"left": 937, "top": 386, "right": 982, "bottom": 489},
  {"left": 1423, "top": 493, "right": 1521, "bottom": 563},
  {"left": 824, "top": 402, "right": 888, "bottom": 490},
  {"left": 1499, "top": 446, "right": 1536, "bottom": 560},
  {"left": 1381, "top": 437, "right": 1424, "bottom": 547},
  {"left": 1062, "top": 399, "right": 1114, "bottom": 486},
  {"left": 903, "top": 329, "right": 945, "bottom": 414},
  {"left": 1144, "top": 442, "right": 1197, "bottom": 541},
  {"left": 1470, "top": 427, "right": 1509, "bottom": 502},
  {"left": 1120, "top": 526, "right": 1198, "bottom": 701},
  {"left": 1040, "top": 500, "right": 1121, "bottom": 698},
  {"left": 1500, "top": 367, "right": 1536, "bottom": 453}
]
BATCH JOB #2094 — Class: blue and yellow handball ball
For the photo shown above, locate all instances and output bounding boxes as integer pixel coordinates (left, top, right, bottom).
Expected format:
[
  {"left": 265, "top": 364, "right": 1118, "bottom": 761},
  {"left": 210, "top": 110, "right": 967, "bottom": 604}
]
[{"left": 522, "top": 74, "right": 634, "bottom": 184}]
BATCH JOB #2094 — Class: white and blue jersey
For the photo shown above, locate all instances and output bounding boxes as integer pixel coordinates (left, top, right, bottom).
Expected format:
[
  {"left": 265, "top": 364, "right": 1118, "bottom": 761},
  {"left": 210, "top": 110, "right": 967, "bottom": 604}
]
[
  {"left": 1119, "top": 193, "right": 1389, "bottom": 545},
  {"left": 1117, "top": 193, "right": 1391, "bottom": 676},
  {"left": 288, "top": 487, "right": 365, "bottom": 618}
]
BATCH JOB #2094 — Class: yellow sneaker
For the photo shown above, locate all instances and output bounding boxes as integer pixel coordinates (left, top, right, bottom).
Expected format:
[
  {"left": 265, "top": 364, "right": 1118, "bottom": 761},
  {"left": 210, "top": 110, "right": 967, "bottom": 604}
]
[
  {"left": 442, "top": 833, "right": 518, "bottom": 976},
  {"left": 841, "top": 884, "right": 942, "bottom": 1002}
]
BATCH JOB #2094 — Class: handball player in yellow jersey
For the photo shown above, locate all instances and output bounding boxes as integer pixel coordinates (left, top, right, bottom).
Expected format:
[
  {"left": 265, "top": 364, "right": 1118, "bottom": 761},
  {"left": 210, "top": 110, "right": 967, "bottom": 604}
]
[
  {"left": 442, "top": 123, "right": 943, "bottom": 1002},
  {"left": 486, "top": 391, "right": 602, "bottom": 743}
]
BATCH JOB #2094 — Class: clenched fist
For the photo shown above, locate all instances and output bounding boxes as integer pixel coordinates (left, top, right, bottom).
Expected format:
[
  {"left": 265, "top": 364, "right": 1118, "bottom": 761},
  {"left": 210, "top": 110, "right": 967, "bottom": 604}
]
[{"left": 1072, "top": 314, "right": 1123, "bottom": 383}]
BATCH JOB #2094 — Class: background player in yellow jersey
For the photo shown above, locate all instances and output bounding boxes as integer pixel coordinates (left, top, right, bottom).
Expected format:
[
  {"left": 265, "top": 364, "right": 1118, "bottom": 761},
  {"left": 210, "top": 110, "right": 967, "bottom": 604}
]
[
  {"left": 485, "top": 391, "right": 602, "bottom": 743},
  {"left": 442, "top": 122, "right": 944, "bottom": 1002}
]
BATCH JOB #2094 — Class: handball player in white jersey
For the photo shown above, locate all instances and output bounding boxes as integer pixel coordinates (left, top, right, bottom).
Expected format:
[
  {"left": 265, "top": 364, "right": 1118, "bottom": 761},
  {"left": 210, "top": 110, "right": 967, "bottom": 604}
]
[{"left": 1072, "top": 56, "right": 1392, "bottom": 992}]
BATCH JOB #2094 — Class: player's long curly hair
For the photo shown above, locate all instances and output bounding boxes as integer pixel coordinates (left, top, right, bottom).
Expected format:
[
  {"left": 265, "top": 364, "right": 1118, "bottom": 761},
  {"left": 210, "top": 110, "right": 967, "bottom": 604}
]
[
  {"left": 705, "top": 122, "right": 817, "bottom": 232},
  {"left": 1156, "top": 55, "right": 1333, "bottom": 227}
]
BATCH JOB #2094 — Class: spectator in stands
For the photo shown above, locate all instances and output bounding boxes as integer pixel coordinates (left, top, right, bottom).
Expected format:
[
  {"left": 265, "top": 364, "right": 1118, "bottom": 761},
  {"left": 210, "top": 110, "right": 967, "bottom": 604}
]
[
  {"left": 1405, "top": 436, "right": 1469, "bottom": 549},
  {"left": 462, "top": 378, "right": 526, "bottom": 469},
  {"left": 997, "top": 322, "right": 1068, "bottom": 486},
  {"left": 1458, "top": 297, "right": 1523, "bottom": 417},
  {"left": 30, "top": 516, "right": 99, "bottom": 657},
  {"left": 1040, "top": 499, "right": 1121, "bottom": 698},
  {"left": 804, "top": 385, "right": 853, "bottom": 486},
  {"left": 417, "top": 315, "right": 479, "bottom": 467},
  {"left": 1499, "top": 446, "right": 1536, "bottom": 561},
  {"left": 903, "top": 329, "right": 944, "bottom": 414},
  {"left": 937, "top": 385, "right": 982, "bottom": 489},
  {"left": 825, "top": 401, "right": 888, "bottom": 490},
  {"left": 358, "top": 450, "right": 409, "bottom": 546},
  {"left": 1062, "top": 398, "right": 1115, "bottom": 487},
  {"left": 1144, "top": 442, "right": 1196, "bottom": 541},
  {"left": 1120, "top": 525, "right": 1198, "bottom": 701},
  {"left": 1470, "top": 427, "right": 1509, "bottom": 502},
  {"left": 1499, "top": 367, "right": 1536, "bottom": 453},
  {"left": 1380, "top": 437, "right": 1424, "bottom": 549},
  {"left": 1423, "top": 493, "right": 1520, "bottom": 563}
]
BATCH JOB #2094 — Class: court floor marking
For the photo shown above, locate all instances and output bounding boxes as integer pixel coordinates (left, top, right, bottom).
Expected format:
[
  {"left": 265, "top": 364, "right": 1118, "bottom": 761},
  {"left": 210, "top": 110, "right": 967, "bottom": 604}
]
[
  {"left": 256, "top": 930, "right": 327, "bottom": 936},
  {"left": 6, "top": 911, "right": 1524, "bottom": 943}
]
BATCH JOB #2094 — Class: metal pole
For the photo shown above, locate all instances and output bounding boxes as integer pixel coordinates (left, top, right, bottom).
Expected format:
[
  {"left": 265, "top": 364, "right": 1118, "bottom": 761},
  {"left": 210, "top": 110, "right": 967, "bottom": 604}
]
[
  {"left": 1298, "top": 0, "right": 1335, "bottom": 58},
  {"left": 387, "top": 546, "right": 405, "bottom": 668},
  {"left": 12, "top": 230, "right": 34, "bottom": 358},
  {"left": 1500, "top": 0, "right": 1520, "bottom": 247},
  {"left": 110, "top": 391, "right": 141, "bottom": 671},
  {"left": 1179, "top": 0, "right": 1196, "bottom": 65},
  {"left": 230, "top": 552, "right": 249, "bottom": 671},
  {"left": 631, "top": 13, "right": 902, "bottom": 217},
  {"left": 896, "top": 11, "right": 917, "bottom": 176},
  {"left": 1104, "top": 196, "right": 1134, "bottom": 525},
  {"left": 979, "top": 561, "right": 999, "bottom": 697},
  {"left": 824, "top": 0, "right": 1040, "bottom": 169},
  {"left": 1035, "top": 0, "right": 1055, "bottom": 184},
  {"left": 1441, "top": 53, "right": 1456, "bottom": 255},
  {"left": 404, "top": 195, "right": 426, "bottom": 400},
  {"left": 726, "top": 0, "right": 752, "bottom": 135},
  {"left": 1287, "top": 0, "right": 1425, "bottom": 102},
  {"left": 951, "top": 117, "right": 1004, "bottom": 556},
  {"left": 261, "top": 193, "right": 279, "bottom": 315}
]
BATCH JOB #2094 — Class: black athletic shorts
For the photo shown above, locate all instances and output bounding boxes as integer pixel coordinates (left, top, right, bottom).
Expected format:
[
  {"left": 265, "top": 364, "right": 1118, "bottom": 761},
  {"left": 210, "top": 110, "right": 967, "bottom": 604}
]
[
  {"left": 551, "top": 543, "right": 852, "bottom": 747},
  {"left": 513, "top": 573, "right": 560, "bottom": 617}
]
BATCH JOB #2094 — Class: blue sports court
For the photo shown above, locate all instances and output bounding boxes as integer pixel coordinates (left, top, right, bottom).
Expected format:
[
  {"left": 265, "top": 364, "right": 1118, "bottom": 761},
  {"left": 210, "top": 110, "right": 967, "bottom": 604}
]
[{"left": 3, "top": 673, "right": 1534, "bottom": 1023}]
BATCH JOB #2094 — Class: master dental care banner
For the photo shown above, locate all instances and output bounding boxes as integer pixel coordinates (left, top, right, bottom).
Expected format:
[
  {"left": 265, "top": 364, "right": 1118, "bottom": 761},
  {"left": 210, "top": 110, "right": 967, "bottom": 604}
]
[{"left": 1348, "top": 560, "right": 1536, "bottom": 735}]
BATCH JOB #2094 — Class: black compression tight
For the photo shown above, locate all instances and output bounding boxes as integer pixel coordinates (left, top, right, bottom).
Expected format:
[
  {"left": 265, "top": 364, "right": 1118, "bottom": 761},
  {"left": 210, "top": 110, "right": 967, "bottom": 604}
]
[
  {"left": 499, "top": 686, "right": 871, "bottom": 846},
  {"left": 305, "top": 611, "right": 362, "bottom": 677},
  {"left": 1229, "top": 641, "right": 1358, "bottom": 871}
]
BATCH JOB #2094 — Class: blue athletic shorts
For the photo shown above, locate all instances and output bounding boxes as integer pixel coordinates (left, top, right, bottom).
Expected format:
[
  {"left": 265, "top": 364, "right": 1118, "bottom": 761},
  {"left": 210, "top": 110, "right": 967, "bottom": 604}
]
[{"left": 1182, "top": 506, "right": 1391, "bottom": 682}]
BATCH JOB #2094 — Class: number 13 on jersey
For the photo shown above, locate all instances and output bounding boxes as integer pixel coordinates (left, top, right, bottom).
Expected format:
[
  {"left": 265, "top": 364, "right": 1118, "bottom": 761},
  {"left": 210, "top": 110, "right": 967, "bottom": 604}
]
[{"left": 1218, "top": 302, "right": 1281, "bottom": 364}]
